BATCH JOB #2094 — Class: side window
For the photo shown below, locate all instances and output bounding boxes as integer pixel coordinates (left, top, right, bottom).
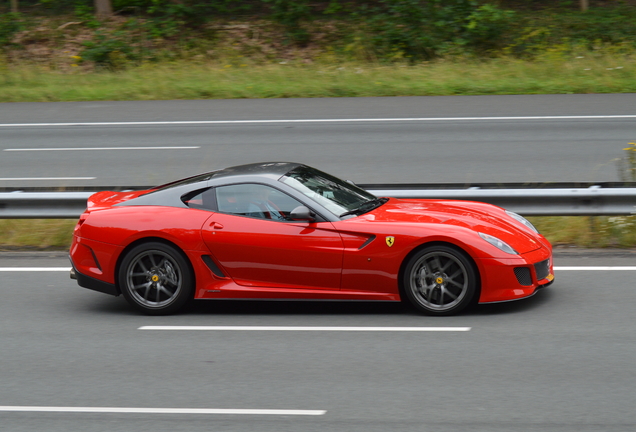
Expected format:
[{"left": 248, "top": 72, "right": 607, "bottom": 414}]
[
  {"left": 216, "top": 184, "right": 303, "bottom": 221},
  {"left": 182, "top": 188, "right": 216, "bottom": 211}
]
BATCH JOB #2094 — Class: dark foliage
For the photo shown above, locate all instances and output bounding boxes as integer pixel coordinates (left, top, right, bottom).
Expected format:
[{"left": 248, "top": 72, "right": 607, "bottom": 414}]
[
  {"left": 1, "top": 1, "right": 635, "bottom": 62},
  {"left": 362, "top": 0, "right": 514, "bottom": 60},
  {"left": 0, "top": 13, "right": 23, "bottom": 46}
]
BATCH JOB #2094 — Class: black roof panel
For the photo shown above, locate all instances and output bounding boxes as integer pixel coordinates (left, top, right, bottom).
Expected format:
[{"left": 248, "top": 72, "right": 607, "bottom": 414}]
[{"left": 211, "top": 162, "right": 301, "bottom": 178}]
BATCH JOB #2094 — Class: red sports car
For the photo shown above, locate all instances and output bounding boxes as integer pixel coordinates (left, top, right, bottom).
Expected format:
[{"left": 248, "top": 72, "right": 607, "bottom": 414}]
[{"left": 70, "top": 162, "right": 553, "bottom": 316}]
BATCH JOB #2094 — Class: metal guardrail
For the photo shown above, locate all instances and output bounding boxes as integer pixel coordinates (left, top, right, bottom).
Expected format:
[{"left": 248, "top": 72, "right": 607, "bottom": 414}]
[
  {"left": 0, "top": 192, "right": 92, "bottom": 219},
  {"left": 367, "top": 186, "right": 636, "bottom": 216},
  {"left": 1, "top": 186, "right": 635, "bottom": 218}
]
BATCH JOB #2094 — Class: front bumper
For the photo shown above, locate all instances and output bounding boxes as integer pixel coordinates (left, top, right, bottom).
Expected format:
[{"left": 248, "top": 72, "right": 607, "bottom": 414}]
[{"left": 477, "top": 247, "right": 554, "bottom": 303}]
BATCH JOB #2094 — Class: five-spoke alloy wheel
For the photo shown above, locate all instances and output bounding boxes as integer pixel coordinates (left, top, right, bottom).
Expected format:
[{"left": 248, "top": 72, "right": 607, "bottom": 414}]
[
  {"left": 402, "top": 245, "right": 478, "bottom": 316},
  {"left": 118, "top": 242, "right": 193, "bottom": 315}
]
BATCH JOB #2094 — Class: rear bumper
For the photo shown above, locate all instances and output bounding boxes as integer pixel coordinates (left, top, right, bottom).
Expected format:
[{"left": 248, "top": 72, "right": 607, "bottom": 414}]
[{"left": 70, "top": 259, "right": 119, "bottom": 297}]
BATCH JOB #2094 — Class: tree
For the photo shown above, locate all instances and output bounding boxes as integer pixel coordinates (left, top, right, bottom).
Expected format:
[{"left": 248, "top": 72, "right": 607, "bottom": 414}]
[
  {"left": 580, "top": 0, "right": 588, "bottom": 12},
  {"left": 10, "top": 0, "right": 18, "bottom": 13},
  {"left": 94, "top": 0, "right": 113, "bottom": 17}
]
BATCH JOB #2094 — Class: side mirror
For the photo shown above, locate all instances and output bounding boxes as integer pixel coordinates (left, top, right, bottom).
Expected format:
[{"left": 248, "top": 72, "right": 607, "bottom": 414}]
[{"left": 289, "top": 206, "right": 315, "bottom": 222}]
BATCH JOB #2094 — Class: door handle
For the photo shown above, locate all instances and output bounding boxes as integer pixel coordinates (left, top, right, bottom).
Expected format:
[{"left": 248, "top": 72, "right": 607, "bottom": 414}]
[{"left": 209, "top": 222, "right": 224, "bottom": 229}]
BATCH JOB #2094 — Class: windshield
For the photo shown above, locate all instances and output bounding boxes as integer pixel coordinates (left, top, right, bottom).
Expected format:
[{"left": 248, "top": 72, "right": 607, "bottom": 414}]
[{"left": 280, "top": 166, "right": 377, "bottom": 217}]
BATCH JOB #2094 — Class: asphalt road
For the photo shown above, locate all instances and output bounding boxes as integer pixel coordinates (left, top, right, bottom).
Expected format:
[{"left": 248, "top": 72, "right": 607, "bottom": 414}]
[
  {"left": 1, "top": 94, "right": 636, "bottom": 187},
  {"left": 1, "top": 250, "right": 635, "bottom": 432},
  {"left": 1, "top": 95, "right": 636, "bottom": 431}
]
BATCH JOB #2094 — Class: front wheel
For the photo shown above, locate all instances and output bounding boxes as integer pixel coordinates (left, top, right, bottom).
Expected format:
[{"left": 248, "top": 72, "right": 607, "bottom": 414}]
[
  {"left": 118, "top": 242, "right": 193, "bottom": 315},
  {"left": 402, "top": 245, "right": 478, "bottom": 316}
]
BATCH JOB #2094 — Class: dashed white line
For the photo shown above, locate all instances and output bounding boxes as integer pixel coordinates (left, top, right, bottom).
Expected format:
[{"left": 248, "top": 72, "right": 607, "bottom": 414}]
[
  {"left": 138, "top": 326, "right": 471, "bottom": 332},
  {"left": 4, "top": 146, "right": 199, "bottom": 152},
  {"left": 0, "top": 115, "right": 634, "bottom": 128},
  {"left": 0, "top": 406, "right": 326, "bottom": 416},
  {"left": 0, "top": 177, "right": 95, "bottom": 181}
]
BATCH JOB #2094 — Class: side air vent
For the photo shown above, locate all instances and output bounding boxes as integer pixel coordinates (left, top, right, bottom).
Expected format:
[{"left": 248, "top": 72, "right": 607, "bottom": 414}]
[
  {"left": 202, "top": 255, "right": 226, "bottom": 278},
  {"left": 513, "top": 267, "right": 532, "bottom": 286}
]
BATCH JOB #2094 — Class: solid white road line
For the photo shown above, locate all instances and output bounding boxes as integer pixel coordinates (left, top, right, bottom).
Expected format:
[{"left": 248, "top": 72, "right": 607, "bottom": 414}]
[
  {"left": 0, "top": 406, "right": 326, "bottom": 415},
  {"left": 554, "top": 266, "right": 636, "bottom": 271},
  {"left": 0, "top": 268, "right": 71, "bottom": 272},
  {"left": 0, "top": 115, "right": 635, "bottom": 128},
  {"left": 2, "top": 267, "right": 635, "bottom": 273},
  {"left": 138, "top": 326, "right": 471, "bottom": 332},
  {"left": 0, "top": 177, "right": 95, "bottom": 181},
  {"left": 4, "top": 146, "right": 200, "bottom": 151}
]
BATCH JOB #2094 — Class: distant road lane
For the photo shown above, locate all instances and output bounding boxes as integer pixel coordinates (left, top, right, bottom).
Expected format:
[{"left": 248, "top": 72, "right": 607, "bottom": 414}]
[{"left": 1, "top": 94, "right": 635, "bottom": 186}]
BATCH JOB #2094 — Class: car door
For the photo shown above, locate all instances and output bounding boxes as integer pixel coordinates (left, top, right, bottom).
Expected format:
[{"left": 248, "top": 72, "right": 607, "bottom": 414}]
[{"left": 201, "top": 183, "right": 344, "bottom": 290}]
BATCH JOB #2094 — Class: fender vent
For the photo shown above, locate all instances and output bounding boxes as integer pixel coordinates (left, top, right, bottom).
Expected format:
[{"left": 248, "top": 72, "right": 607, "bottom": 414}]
[
  {"left": 358, "top": 235, "right": 376, "bottom": 250},
  {"left": 514, "top": 267, "right": 532, "bottom": 286},
  {"left": 202, "top": 255, "right": 226, "bottom": 278}
]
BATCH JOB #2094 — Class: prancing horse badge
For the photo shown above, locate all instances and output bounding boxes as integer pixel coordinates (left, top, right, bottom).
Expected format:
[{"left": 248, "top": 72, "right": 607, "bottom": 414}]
[{"left": 385, "top": 236, "right": 395, "bottom": 247}]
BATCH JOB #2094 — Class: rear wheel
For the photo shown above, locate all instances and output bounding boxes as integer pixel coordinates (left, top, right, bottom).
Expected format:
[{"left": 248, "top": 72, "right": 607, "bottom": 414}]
[
  {"left": 402, "top": 245, "right": 478, "bottom": 316},
  {"left": 118, "top": 242, "right": 193, "bottom": 315}
]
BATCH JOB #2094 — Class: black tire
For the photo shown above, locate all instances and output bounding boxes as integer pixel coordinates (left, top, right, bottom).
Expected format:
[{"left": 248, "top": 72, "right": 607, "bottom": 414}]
[
  {"left": 118, "top": 242, "right": 193, "bottom": 315},
  {"left": 402, "top": 245, "right": 478, "bottom": 316}
]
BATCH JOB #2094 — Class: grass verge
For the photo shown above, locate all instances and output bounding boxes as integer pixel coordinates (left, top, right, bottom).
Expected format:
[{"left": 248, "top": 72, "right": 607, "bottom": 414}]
[
  {"left": 529, "top": 216, "right": 636, "bottom": 248},
  {"left": 2, "top": 217, "right": 636, "bottom": 251},
  {"left": 1, "top": 53, "right": 635, "bottom": 102},
  {"left": 0, "top": 220, "right": 77, "bottom": 251}
]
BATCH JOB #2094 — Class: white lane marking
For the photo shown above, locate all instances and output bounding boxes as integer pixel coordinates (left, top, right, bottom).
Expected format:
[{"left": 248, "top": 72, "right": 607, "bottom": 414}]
[
  {"left": 554, "top": 266, "right": 636, "bottom": 271},
  {"left": 0, "top": 266, "right": 636, "bottom": 274},
  {"left": 0, "top": 406, "right": 325, "bottom": 415},
  {"left": 0, "top": 115, "right": 635, "bottom": 128},
  {"left": 3, "top": 267, "right": 636, "bottom": 273},
  {"left": 0, "top": 177, "right": 95, "bottom": 181},
  {"left": 139, "top": 326, "right": 471, "bottom": 332},
  {"left": 4, "top": 146, "right": 199, "bottom": 152},
  {"left": 0, "top": 268, "right": 71, "bottom": 272}
]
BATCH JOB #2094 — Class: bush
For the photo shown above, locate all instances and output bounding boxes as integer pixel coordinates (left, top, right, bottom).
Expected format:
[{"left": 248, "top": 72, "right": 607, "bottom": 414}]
[
  {"left": 505, "top": 5, "right": 636, "bottom": 56},
  {"left": 264, "top": 0, "right": 311, "bottom": 43},
  {"left": 0, "top": 13, "right": 23, "bottom": 47},
  {"left": 112, "top": 0, "right": 256, "bottom": 27},
  {"left": 81, "top": 31, "right": 139, "bottom": 69},
  {"left": 550, "top": 5, "right": 636, "bottom": 46},
  {"left": 362, "top": 0, "right": 515, "bottom": 60},
  {"left": 464, "top": 4, "right": 515, "bottom": 51}
]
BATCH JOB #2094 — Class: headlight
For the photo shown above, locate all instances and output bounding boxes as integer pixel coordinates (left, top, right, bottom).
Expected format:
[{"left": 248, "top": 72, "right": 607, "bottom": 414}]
[
  {"left": 506, "top": 210, "right": 539, "bottom": 233},
  {"left": 479, "top": 232, "right": 518, "bottom": 255}
]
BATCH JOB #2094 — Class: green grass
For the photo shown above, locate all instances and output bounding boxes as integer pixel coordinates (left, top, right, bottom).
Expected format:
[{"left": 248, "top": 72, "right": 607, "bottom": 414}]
[
  {"left": 1, "top": 52, "right": 635, "bottom": 102},
  {"left": 0, "top": 219, "right": 77, "bottom": 251},
  {"left": 529, "top": 216, "right": 636, "bottom": 248},
  {"left": 2, "top": 217, "right": 636, "bottom": 251}
]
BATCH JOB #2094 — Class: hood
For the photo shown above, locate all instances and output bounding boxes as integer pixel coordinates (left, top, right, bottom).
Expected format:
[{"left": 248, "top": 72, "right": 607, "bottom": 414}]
[
  {"left": 364, "top": 198, "right": 543, "bottom": 254},
  {"left": 87, "top": 190, "right": 148, "bottom": 211}
]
